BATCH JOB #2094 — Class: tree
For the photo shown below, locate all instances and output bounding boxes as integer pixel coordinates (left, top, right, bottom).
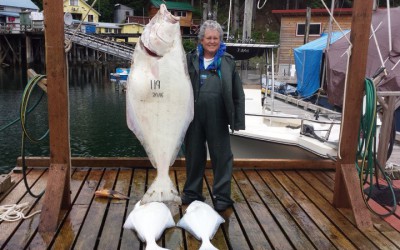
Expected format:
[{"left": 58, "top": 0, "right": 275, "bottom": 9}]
[{"left": 31, "top": 0, "right": 42, "bottom": 10}]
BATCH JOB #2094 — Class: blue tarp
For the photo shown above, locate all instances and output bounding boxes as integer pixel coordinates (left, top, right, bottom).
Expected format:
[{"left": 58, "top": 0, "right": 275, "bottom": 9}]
[{"left": 294, "top": 31, "right": 349, "bottom": 98}]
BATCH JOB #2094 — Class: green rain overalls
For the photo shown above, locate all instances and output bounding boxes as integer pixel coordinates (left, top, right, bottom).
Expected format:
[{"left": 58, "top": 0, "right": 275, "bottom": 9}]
[{"left": 183, "top": 67, "right": 234, "bottom": 206}]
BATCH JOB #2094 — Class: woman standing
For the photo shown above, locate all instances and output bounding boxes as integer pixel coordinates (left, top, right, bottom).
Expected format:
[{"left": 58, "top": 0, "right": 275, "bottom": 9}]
[{"left": 182, "top": 20, "right": 245, "bottom": 212}]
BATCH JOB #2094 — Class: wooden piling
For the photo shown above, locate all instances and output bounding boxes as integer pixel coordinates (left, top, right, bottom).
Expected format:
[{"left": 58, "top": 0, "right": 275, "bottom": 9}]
[
  {"left": 38, "top": 0, "right": 72, "bottom": 233},
  {"left": 332, "top": 0, "right": 373, "bottom": 229}
]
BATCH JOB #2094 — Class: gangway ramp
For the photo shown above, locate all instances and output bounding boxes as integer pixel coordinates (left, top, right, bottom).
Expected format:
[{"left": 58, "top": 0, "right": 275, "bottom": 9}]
[{"left": 65, "top": 28, "right": 134, "bottom": 61}]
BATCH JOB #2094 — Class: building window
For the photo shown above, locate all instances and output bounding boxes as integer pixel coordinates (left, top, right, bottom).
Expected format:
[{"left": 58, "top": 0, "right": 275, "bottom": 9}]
[
  {"left": 72, "top": 13, "right": 82, "bottom": 20},
  {"left": 296, "top": 23, "right": 321, "bottom": 36},
  {"left": 88, "top": 15, "right": 93, "bottom": 22},
  {"left": 173, "top": 11, "right": 186, "bottom": 17},
  {"left": 125, "top": 11, "right": 130, "bottom": 17},
  {"left": 70, "top": 0, "right": 78, "bottom": 6}
]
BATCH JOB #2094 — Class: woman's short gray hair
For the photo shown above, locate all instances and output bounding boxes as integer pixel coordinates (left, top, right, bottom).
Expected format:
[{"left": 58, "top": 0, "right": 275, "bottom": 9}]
[{"left": 198, "top": 20, "right": 223, "bottom": 41}]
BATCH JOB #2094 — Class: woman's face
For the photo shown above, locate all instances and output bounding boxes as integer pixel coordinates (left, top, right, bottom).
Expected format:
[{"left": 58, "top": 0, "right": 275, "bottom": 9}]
[{"left": 200, "top": 29, "right": 221, "bottom": 57}]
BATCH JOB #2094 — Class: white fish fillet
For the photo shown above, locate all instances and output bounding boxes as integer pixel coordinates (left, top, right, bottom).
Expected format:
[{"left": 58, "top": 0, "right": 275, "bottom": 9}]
[
  {"left": 126, "top": 4, "right": 194, "bottom": 204},
  {"left": 177, "top": 201, "right": 225, "bottom": 250},
  {"left": 123, "top": 201, "right": 175, "bottom": 250}
]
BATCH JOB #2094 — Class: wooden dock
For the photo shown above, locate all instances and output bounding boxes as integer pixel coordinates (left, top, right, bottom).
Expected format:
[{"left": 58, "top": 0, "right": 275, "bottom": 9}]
[{"left": 1, "top": 166, "right": 399, "bottom": 249}]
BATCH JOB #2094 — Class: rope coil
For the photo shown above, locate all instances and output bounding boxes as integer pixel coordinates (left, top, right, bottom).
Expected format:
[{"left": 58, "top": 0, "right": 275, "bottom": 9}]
[{"left": 0, "top": 202, "right": 41, "bottom": 222}]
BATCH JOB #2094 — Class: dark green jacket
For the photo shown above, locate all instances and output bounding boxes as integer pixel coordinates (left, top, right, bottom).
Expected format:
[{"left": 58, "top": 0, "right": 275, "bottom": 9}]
[{"left": 186, "top": 51, "right": 245, "bottom": 131}]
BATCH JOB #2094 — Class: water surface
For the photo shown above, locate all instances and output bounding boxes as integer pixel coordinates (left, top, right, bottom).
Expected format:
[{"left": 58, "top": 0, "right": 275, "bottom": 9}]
[{"left": 0, "top": 65, "right": 146, "bottom": 174}]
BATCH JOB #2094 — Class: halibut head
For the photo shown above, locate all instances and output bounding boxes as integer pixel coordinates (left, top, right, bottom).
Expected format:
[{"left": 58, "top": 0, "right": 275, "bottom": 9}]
[{"left": 126, "top": 4, "right": 194, "bottom": 204}]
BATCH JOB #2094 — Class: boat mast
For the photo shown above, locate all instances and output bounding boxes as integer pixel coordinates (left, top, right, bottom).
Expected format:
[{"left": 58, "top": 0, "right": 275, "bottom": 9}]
[
  {"left": 227, "top": 0, "right": 232, "bottom": 40},
  {"left": 242, "top": 0, "right": 253, "bottom": 41},
  {"left": 320, "top": 0, "right": 335, "bottom": 90},
  {"left": 386, "top": 0, "right": 392, "bottom": 51},
  {"left": 325, "top": 0, "right": 335, "bottom": 50}
]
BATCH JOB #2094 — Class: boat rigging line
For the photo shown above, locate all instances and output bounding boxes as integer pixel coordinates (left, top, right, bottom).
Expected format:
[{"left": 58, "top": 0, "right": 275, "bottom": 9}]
[
  {"left": 257, "top": 0, "right": 268, "bottom": 9},
  {"left": 319, "top": 0, "right": 353, "bottom": 160}
]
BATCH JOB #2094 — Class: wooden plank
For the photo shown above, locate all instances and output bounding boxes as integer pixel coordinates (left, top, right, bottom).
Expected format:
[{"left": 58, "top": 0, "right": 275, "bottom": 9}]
[
  {"left": 0, "top": 170, "right": 29, "bottom": 202},
  {"left": 173, "top": 170, "right": 188, "bottom": 250},
  {"left": 0, "top": 169, "right": 46, "bottom": 248},
  {"left": 311, "top": 170, "right": 400, "bottom": 219},
  {"left": 72, "top": 169, "right": 118, "bottom": 249},
  {"left": 176, "top": 169, "right": 201, "bottom": 250},
  {"left": 50, "top": 169, "right": 104, "bottom": 249},
  {"left": 339, "top": 164, "right": 373, "bottom": 229},
  {"left": 311, "top": 171, "right": 400, "bottom": 240},
  {"left": 164, "top": 170, "right": 184, "bottom": 250},
  {"left": 27, "top": 69, "right": 47, "bottom": 92},
  {"left": 255, "top": 170, "right": 336, "bottom": 249},
  {"left": 204, "top": 170, "right": 251, "bottom": 250},
  {"left": 324, "top": 170, "right": 336, "bottom": 180},
  {"left": 6, "top": 169, "right": 82, "bottom": 249},
  {"left": 177, "top": 169, "right": 230, "bottom": 249},
  {"left": 39, "top": 0, "right": 72, "bottom": 233},
  {"left": 297, "top": 171, "right": 399, "bottom": 249},
  {"left": 263, "top": 171, "right": 357, "bottom": 249},
  {"left": 119, "top": 169, "right": 147, "bottom": 249},
  {"left": 310, "top": 171, "right": 335, "bottom": 190},
  {"left": 283, "top": 171, "right": 378, "bottom": 249},
  {"left": 146, "top": 169, "right": 167, "bottom": 248},
  {"left": 201, "top": 171, "right": 230, "bottom": 250},
  {"left": 0, "top": 175, "right": 13, "bottom": 197},
  {"left": 2, "top": 172, "right": 49, "bottom": 248},
  {"left": 97, "top": 169, "right": 132, "bottom": 250},
  {"left": 0, "top": 170, "right": 43, "bottom": 207},
  {"left": 38, "top": 163, "right": 71, "bottom": 232},
  {"left": 333, "top": 0, "right": 374, "bottom": 229},
  {"left": 17, "top": 156, "right": 336, "bottom": 170},
  {"left": 233, "top": 170, "right": 294, "bottom": 249}
]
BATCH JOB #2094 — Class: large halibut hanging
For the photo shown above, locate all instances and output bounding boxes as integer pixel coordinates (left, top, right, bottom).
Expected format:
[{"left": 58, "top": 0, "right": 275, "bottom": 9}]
[{"left": 126, "top": 4, "right": 194, "bottom": 204}]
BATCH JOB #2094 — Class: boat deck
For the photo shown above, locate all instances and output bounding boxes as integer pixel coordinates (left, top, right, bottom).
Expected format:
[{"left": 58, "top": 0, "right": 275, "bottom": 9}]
[{"left": 1, "top": 167, "right": 399, "bottom": 249}]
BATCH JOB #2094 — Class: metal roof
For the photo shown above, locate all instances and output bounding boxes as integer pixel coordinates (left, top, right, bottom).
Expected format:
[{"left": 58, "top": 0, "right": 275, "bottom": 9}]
[
  {"left": 0, "top": 11, "right": 20, "bottom": 17},
  {"left": 96, "top": 22, "right": 121, "bottom": 29},
  {"left": 150, "top": 0, "right": 194, "bottom": 11},
  {"left": 0, "top": 0, "right": 39, "bottom": 10}
]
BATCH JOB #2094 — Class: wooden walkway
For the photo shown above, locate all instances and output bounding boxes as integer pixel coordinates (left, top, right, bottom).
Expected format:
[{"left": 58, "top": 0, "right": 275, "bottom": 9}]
[{"left": 1, "top": 167, "right": 399, "bottom": 249}]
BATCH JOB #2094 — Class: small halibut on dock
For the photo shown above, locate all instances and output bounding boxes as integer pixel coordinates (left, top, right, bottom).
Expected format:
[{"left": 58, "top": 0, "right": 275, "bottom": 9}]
[
  {"left": 177, "top": 201, "right": 225, "bottom": 250},
  {"left": 124, "top": 201, "right": 175, "bottom": 250},
  {"left": 126, "top": 4, "right": 193, "bottom": 204}
]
